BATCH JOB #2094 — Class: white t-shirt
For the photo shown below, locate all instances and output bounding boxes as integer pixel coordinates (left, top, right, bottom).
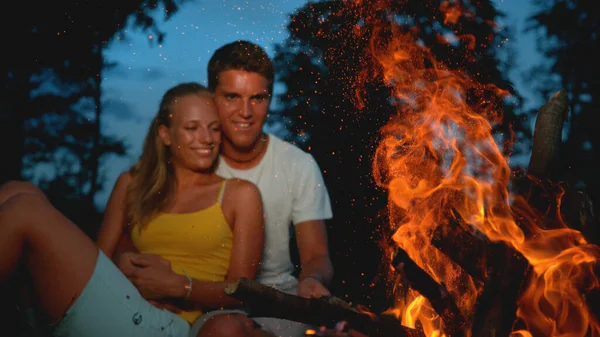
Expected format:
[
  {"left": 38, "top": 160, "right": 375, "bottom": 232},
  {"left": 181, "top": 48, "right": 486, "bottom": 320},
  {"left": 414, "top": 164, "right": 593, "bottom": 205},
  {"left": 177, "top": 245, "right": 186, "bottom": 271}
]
[{"left": 216, "top": 134, "right": 333, "bottom": 288}]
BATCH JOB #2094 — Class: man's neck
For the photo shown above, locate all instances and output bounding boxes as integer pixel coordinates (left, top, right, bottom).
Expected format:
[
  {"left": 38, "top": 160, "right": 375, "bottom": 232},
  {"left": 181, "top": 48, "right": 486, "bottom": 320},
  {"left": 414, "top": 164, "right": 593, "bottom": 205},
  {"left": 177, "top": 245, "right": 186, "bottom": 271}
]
[{"left": 221, "top": 134, "right": 269, "bottom": 170}]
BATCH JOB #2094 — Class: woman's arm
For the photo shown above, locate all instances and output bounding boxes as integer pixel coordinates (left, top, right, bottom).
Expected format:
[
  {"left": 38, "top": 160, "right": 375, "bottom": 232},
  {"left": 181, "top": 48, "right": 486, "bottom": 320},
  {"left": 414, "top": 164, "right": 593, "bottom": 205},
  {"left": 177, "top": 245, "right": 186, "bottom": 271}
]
[
  {"left": 129, "top": 179, "right": 265, "bottom": 310},
  {"left": 184, "top": 179, "right": 264, "bottom": 310},
  {"left": 96, "top": 172, "right": 133, "bottom": 258},
  {"left": 224, "top": 179, "right": 264, "bottom": 281}
]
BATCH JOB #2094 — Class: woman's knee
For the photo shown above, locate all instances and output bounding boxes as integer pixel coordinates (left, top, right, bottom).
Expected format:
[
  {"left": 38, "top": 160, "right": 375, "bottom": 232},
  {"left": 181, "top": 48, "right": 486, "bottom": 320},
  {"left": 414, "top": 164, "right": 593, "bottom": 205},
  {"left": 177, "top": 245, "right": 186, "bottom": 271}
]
[
  {"left": 0, "top": 193, "right": 51, "bottom": 229},
  {"left": 0, "top": 181, "right": 45, "bottom": 204},
  {"left": 197, "top": 313, "right": 254, "bottom": 337}
]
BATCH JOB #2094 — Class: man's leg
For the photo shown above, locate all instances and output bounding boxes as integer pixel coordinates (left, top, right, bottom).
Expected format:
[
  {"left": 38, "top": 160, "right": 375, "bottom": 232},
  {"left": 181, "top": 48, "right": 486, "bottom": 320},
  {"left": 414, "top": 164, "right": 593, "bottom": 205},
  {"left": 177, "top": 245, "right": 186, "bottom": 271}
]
[{"left": 192, "top": 310, "right": 276, "bottom": 337}]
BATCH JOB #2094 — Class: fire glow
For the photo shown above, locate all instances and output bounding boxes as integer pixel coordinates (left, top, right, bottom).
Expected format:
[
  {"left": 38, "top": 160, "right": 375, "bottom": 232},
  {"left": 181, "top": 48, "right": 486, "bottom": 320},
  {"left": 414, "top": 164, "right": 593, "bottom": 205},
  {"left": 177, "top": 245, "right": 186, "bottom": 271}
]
[{"left": 347, "top": 1, "right": 600, "bottom": 336}]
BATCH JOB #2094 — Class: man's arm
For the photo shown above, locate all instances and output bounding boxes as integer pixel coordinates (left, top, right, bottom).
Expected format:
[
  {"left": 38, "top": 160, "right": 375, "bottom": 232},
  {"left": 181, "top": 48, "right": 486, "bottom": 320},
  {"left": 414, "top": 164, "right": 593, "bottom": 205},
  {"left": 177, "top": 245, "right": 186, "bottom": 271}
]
[
  {"left": 295, "top": 219, "right": 334, "bottom": 298},
  {"left": 290, "top": 152, "right": 334, "bottom": 298}
]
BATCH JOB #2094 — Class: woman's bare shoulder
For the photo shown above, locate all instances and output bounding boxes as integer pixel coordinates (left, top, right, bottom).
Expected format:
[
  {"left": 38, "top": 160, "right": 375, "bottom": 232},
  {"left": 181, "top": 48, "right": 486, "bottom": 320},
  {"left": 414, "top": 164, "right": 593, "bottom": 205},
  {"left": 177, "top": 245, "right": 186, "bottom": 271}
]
[
  {"left": 117, "top": 171, "right": 134, "bottom": 183},
  {"left": 224, "top": 178, "right": 261, "bottom": 199},
  {"left": 109, "top": 171, "right": 134, "bottom": 193}
]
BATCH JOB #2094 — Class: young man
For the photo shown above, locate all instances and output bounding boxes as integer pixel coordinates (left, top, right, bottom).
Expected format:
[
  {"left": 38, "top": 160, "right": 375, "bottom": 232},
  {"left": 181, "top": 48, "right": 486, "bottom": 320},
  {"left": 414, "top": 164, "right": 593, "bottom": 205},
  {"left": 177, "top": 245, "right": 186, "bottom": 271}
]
[{"left": 208, "top": 40, "right": 334, "bottom": 336}]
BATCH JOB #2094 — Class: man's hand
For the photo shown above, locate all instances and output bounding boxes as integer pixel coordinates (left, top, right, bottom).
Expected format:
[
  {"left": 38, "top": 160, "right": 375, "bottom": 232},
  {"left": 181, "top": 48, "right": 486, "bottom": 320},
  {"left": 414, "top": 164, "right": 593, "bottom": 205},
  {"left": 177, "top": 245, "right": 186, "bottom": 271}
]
[
  {"left": 128, "top": 254, "right": 183, "bottom": 300},
  {"left": 132, "top": 254, "right": 171, "bottom": 269},
  {"left": 115, "top": 251, "right": 140, "bottom": 277},
  {"left": 297, "top": 276, "right": 331, "bottom": 298}
]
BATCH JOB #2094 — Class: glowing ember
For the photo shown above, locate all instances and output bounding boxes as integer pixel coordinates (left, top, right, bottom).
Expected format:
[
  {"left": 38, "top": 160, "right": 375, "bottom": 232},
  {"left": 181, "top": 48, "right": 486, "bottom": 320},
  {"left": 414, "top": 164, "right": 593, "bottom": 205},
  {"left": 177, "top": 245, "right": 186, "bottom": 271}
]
[{"left": 342, "top": 1, "right": 600, "bottom": 336}]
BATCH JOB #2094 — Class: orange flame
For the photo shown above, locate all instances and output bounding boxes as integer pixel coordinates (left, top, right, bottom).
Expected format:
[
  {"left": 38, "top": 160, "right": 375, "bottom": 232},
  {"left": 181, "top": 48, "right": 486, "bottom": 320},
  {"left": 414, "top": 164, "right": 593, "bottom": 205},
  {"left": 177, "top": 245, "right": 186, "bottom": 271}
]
[
  {"left": 440, "top": 1, "right": 464, "bottom": 25},
  {"left": 345, "top": 1, "right": 600, "bottom": 337}
]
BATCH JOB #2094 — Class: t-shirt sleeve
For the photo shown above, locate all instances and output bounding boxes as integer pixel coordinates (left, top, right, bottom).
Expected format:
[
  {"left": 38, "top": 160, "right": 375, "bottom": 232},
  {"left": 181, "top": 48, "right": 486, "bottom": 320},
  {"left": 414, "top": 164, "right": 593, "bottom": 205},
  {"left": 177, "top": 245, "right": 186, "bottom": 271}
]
[{"left": 291, "top": 153, "right": 333, "bottom": 225}]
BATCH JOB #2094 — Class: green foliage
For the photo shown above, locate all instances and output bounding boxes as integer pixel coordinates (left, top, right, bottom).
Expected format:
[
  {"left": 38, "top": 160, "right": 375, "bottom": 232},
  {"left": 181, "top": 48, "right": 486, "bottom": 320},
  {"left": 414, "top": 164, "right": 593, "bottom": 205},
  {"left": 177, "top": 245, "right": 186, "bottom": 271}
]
[{"left": 1, "top": 0, "right": 187, "bottom": 228}]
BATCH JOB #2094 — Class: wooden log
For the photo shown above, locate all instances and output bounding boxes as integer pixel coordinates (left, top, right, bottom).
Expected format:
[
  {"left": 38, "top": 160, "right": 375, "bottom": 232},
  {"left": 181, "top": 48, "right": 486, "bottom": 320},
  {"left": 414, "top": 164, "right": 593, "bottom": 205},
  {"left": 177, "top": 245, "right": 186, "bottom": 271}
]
[
  {"left": 559, "top": 182, "right": 600, "bottom": 246},
  {"left": 524, "top": 88, "right": 599, "bottom": 244},
  {"left": 431, "top": 216, "right": 529, "bottom": 337},
  {"left": 527, "top": 89, "right": 569, "bottom": 180},
  {"left": 224, "top": 278, "right": 425, "bottom": 337},
  {"left": 429, "top": 207, "right": 529, "bottom": 337},
  {"left": 396, "top": 89, "right": 594, "bottom": 337},
  {"left": 391, "top": 247, "right": 467, "bottom": 337},
  {"left": 523, "top": 88, "right": 599, "bottom": 322},
  {"left": 469, "top": 248, "right": 530, "bottom": 337},
  {"left": 430, "top": 209, "right": 492, "bottom": 283}
]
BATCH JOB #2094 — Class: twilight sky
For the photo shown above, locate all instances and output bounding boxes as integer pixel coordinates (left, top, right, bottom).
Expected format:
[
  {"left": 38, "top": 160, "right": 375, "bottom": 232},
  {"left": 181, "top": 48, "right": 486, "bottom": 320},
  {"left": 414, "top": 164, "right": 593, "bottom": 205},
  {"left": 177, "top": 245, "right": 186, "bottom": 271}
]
[{"left": 96, "top": 0, "right": 543, "bottom": 207}]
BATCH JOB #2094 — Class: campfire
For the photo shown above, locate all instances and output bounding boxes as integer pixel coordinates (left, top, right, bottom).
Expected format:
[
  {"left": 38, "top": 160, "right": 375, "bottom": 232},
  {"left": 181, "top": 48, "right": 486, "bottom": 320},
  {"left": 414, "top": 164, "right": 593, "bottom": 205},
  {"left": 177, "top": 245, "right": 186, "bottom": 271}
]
[
  {"left": 225, "top": 1, "right": 600, "bottom": 337},
  {"left": 364, "top": 2, "right": 600, "bottom": 336}
]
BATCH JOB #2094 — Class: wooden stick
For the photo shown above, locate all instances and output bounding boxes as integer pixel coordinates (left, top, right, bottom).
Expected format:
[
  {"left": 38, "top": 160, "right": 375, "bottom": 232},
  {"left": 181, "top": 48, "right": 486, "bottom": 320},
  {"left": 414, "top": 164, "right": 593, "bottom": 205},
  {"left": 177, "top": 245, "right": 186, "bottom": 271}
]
[{"left": 223, "top": 278, "right": 425, "bottom": 337}]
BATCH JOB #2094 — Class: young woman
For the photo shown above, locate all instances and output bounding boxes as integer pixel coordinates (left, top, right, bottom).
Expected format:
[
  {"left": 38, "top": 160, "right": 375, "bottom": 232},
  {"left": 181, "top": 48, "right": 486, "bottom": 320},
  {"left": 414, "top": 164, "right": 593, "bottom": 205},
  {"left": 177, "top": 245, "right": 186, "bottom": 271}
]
[{"left": 0, "top": 83, "right": 267, "bottom": 337}]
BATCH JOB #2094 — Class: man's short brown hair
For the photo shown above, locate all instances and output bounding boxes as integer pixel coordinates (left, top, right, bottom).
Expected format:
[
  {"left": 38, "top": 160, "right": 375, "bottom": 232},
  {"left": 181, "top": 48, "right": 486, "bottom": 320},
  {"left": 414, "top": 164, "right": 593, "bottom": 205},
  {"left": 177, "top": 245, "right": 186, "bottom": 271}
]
[{"left": 207, "top": 40, "right": 275, "bottom": 95}]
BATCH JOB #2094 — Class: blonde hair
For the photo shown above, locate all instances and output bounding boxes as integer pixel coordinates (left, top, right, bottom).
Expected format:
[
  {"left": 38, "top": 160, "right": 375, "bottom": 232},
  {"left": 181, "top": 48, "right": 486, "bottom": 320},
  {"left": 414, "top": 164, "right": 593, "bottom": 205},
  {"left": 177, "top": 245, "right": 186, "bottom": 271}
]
[{"left": 125, "top": 82, "right": 213, "bottom": 231}]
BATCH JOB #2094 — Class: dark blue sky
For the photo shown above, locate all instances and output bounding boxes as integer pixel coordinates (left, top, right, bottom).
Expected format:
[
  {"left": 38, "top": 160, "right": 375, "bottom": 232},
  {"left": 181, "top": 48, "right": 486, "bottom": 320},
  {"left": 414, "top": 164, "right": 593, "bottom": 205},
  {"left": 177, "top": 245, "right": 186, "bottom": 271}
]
[{"left": 97, "top": 0, "right": 543, "bottom": 207}]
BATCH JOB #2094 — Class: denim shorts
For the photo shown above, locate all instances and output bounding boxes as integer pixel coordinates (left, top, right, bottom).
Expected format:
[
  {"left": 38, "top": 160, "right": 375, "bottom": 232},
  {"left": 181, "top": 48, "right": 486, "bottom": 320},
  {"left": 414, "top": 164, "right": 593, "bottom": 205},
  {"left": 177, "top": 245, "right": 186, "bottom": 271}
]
[{"left": 51, "top": 251, "right": 190, "bottom": 337}]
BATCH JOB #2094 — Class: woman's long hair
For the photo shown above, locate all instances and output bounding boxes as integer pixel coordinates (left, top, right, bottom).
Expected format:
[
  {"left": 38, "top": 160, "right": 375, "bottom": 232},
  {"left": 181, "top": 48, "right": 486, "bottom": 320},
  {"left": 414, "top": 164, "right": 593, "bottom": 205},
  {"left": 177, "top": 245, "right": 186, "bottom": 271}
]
[{"left": 125, "top": 82, "right": 213, "bottom": 231}]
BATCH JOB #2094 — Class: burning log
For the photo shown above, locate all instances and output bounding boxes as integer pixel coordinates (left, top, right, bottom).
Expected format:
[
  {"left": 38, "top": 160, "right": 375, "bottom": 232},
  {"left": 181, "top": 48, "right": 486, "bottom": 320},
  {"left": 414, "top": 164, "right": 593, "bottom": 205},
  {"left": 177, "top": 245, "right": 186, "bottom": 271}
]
[
  {"left": 560, "top": 184, "right": 600, "bottom": 246},
  {"left": 391, "top": 247, "right": 467, "bottom": 337},
  {"left": 523, "top": 89, "right": 600, "bottom": 329},
  {"left": 453, "top": 89, "right": 599, "bottom": 337},
  {"left": 523, "top": 88, "right": 598, "bottom": 243},
  {"left": 223, "top": 278, "right": 425, "bottom": 337},
  {"left": 469, "top": 247, "right": 530, "bottom": 337},
  {"left": 416, "top": 90, "right": 577, "bottom": 337},
  {"left": 429, "top": 209, "right": 529, "bottom": 337},
  {"left": 430, "top": 209, "right": 494, "bottom": 283},
  {"left": 470, "top": 89, "right": 599, "bottom": 336},
  {"left": 374, "top": 85, "right": 599, "bottom": 337}
]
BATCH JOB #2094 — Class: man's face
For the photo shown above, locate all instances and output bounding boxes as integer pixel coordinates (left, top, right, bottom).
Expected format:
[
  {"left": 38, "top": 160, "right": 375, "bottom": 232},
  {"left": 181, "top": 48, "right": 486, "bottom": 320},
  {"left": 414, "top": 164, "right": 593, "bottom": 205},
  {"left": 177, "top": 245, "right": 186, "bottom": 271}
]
[{"left": 213, "top": 69, "right": 270, "bottom": 153}]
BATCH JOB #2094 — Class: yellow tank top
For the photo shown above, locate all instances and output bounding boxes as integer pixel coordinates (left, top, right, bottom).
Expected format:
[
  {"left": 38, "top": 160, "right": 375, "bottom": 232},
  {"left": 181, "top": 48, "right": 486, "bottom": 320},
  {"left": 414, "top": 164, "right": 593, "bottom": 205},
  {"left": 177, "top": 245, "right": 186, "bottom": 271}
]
[{"left": 130, "top": 180, "right": 232, "bottom": 324}]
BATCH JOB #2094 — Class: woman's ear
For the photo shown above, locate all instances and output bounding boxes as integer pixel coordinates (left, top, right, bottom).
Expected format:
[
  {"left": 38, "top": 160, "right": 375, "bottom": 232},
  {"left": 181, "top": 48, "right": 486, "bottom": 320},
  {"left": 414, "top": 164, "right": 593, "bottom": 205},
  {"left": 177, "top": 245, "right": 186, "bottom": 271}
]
[{"left": 158, "top": 125, "right": 171, "bottom": 146}]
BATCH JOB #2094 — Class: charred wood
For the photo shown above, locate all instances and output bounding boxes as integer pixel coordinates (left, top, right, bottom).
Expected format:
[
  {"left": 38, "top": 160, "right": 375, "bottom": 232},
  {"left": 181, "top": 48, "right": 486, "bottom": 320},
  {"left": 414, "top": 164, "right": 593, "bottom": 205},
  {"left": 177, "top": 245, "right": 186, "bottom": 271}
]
[{"left": 391, "top": 247, "right": 467, "bottom": 337}]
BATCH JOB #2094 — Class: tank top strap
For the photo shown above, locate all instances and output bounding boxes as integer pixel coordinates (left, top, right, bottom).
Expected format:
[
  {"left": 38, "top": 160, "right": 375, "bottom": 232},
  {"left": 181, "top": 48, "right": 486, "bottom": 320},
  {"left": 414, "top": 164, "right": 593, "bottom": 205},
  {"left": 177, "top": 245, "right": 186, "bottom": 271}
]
[{"left": 217, "top": 179, "right": 227, "bottom": 205}]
